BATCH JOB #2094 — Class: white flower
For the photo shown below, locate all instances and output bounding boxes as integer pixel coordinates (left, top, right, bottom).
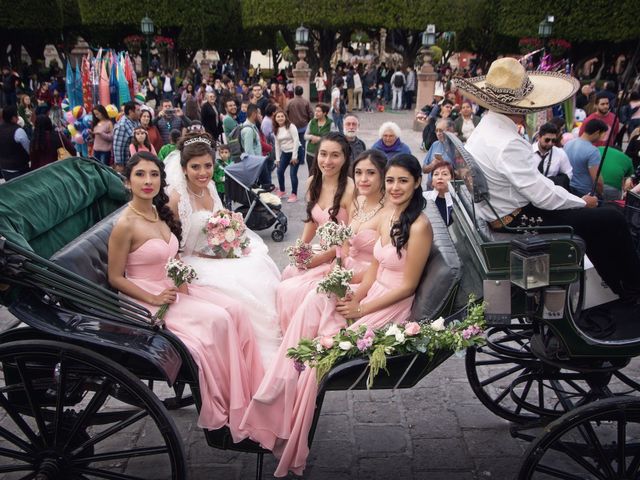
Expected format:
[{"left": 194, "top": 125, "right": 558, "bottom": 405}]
[
  {"left": 316, "top": 343, "right": 324, "bottom": 352},
  {"left": 384, "top": 346, "right": 395, "bottom": 355},
  {"left": 224, "top": 228, "right": 236, "bottom": 243},
  {"left": 338, "top": 341, "right": 353, "bottom": 351},
  {"left": 431, "top": 317, "right": 446, "bottom": 331},
  {"left": 394, "top": 331, "right": 405, "bottom": 343},
  {"left": 210, "top": 236, "right": 221, "bottom": 246},
  {"left": 233, "top": 248, "right": 241, "bottom": 257},
  {"left": 385, "top": 324, "right": 401, "bottom": 337}
]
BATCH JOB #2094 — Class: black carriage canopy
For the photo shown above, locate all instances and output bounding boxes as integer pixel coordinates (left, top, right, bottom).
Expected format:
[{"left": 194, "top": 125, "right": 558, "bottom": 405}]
[{"left": 0, "top": 157, "right": 128, "bottom": 259}]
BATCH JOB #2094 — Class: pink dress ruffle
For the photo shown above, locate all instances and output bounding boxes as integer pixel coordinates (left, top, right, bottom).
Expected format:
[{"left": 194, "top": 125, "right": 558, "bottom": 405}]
[
  {"left": 125, "top": 235, "right": 263, "bottom": 441},
  {"left": 240, "top": 239, "right": 414, "bottom": 476}
]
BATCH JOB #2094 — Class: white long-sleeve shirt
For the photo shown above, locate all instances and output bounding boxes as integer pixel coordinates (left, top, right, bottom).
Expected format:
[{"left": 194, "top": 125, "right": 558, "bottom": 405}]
[
  {"left": 531, "top": 143, "right": 573, "bottom": 179},
  {"left": 274, "top": 123, "right": 301, "bottom": 162},
  {"left": 465, "top": 111, "right": 585, "bottom": 222}
]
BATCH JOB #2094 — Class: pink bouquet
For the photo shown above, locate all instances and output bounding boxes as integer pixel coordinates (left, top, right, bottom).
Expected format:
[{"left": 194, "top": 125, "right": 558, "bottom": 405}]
[
  {"left": 285, "top": 239, "right": 314, "bottom": 270},
  {"left": 201, "top": 209, "right": 251, "bottom": 259}
]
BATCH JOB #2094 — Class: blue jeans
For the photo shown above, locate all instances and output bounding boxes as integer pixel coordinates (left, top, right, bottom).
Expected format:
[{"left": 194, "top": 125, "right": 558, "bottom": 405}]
[
  {"left": 277, "top": 151, "right": 300, "bottom": 195},
  {"left": 332, "top": 111, "right": 344, "bottom": 134},
  {"left": 93, "top": 150, "right": 111, "bottom": 166}
]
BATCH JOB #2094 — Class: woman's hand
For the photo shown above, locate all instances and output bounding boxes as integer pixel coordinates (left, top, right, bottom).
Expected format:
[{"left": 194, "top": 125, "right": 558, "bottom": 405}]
[
  {"left": 336, "top": 297, "right": 364, "bottom": 319},
  {"left": 152, "top": 287, "right": 179, "bottom": 306},
  {"left": 291, "top": 157, "right": 299, "bottom": 166}
]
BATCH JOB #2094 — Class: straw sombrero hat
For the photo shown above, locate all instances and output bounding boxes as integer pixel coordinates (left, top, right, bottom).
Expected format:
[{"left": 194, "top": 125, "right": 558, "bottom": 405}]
[{"left": 452, "top": 58, "right": 579, "bottom": 114}]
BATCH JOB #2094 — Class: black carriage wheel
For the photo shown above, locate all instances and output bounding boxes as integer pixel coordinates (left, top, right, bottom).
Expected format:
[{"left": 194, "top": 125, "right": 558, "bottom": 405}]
[
  {"left": 271, "top": 229, "right": 285, "bottom": 242},
  {"left": 465, "top": 323, "right": 545, "bottom": 423},
  {"left": 519, "top": 396, "right": 640, "bottom": 480},
  {"left": 0, "top": 340, "right": 186, "bottom": 479}
]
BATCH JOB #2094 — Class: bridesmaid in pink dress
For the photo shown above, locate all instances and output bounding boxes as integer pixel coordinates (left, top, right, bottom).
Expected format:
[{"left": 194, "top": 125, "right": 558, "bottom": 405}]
[
  {"left": 277, "top": 149, "right": 389, "bottom": 333},
  {"left": 107, "top": 152, "right": 263, "bottom": 442},
  {"left": 280, "top": 132, "right": 355, "bottom": 283},
  {"left": 241, "top": 154, "right": 433, "bottom": 477}
]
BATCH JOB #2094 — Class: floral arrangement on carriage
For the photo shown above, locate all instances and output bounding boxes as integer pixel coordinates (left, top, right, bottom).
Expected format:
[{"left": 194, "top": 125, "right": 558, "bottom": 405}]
[
  {"left": 200, "top": 209, "right": 251, "bottom": 259},
  {"left": 123, "top": 35, "right": 144, "bottom": 55},
  {"left": 287, "top": 296, "right": 486, "bottom": 388}
]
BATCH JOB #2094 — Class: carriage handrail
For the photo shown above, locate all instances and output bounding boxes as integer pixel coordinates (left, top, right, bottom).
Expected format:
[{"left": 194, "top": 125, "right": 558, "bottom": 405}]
[{"left": 0, "top": 236, "right": 156, "bottom": 330}]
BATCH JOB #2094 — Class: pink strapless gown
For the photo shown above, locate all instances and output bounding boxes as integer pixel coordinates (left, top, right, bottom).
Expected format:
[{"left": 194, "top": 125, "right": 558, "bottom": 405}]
[
  {"left": 280, "top": 204, "right": 348, "bottom": 281},
  {"left": 125, "top": 234, "right": 264, "bottom": 441},
  {"left": 240, "top": 239, "right": 415, "bottom": 477},
  {"left": 276, "top": 228, "right": 378, "bottom": 333}
]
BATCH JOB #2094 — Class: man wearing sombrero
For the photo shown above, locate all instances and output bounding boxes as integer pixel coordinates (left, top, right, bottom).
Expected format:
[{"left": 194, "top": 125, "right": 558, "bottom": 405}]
[{"left": 453, "top": 57, "right": 640, "bottom": 299}]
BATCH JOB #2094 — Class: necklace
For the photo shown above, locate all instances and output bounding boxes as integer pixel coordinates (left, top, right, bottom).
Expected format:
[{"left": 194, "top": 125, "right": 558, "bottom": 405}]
[
  {"left": 188, "top": 186, "right": 205, "bottom": 198},
  {"left": 354, "top": 199, "right": 382, "bottom": 224},
  {"left": 128, "top": 203, "right": 159, "bottom": 222}
]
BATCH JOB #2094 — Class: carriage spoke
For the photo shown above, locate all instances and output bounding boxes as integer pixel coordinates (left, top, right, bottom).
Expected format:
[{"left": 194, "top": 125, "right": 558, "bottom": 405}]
[
  {"left": 0, "top": 446, "right": 35, "bottom": 463},
  {"left": 534, "top": 462, "right": 602, "bottom": 480},
  {"left": 0, "top": 391, "right": 41, "bottom": 447},
  {"left": 0, "top": 424, "right": 36, "bottom": 453},
  {"left": 548, "top": 437, "right": 610, "bottom": 478},
  {"left": 63, "top": 378, "right": 113, "bottom": 451},
  {"left": 0, "top": 464, "right": 34, "bottom": 474},
  {"left": 513, "top": 375, "right": 534, "bottom": 415},
  {"left": 575, "top": 421, "right": 617, "bottom": 478},
  {"left": 15, "top": 359, "right": 49, "bottom": 447},
  {"left": 73, "top": 445, "right": 169, "bottom": 464},
  {"left": 53, "top": 355, "right": 68, "bottom": 447},
  {"left": 617, "top": 415, "right": 627, "bottom": 477},
  {"left": 70, "top": 410, "right": 148, "bottom": 455},
  {"left": 479, "top": 364, "right": 525, "bottom": 387},
  {"left": 17, "top": 472, "right": 36, "bottom": 480}
]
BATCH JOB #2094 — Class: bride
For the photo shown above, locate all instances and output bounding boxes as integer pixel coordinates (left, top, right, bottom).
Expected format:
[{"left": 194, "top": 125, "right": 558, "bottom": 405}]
[{"left": 165, "top": 132, "right": 281, "bottom": 366}]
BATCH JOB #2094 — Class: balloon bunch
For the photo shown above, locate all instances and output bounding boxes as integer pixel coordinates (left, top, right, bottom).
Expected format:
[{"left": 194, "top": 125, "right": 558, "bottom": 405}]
[{"left": 61, "top": 102, "right": 119, "bottom": 146}]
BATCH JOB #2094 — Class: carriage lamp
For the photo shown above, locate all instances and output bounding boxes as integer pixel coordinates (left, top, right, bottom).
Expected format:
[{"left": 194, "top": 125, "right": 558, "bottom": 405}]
[
  {"left": 422, "top": 24, "right": 436, "bottom": 48},
  {"left": 510, "top": 236, "right": 550, "bottom": 291}
]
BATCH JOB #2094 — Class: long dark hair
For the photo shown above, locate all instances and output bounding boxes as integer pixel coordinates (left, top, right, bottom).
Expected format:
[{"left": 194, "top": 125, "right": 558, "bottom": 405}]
[
  {"left": 92, "top": 104, "right": 110, "bottom": 128},
  {"left": 387, "top": 154, "right": 426, "bottom": 257},
  {"left": 132, "top": 128, "right": 152, "bottom": 152},
  {"left": 125, "top": 152, "right": 182, "bottom": 244},
  {"left": 30, "top": 114, "right": 53, "bottom": 153},
  {"left": 305, "top": 132, "right": 351, "bottom": 223},
  {"left": 272, "top": 108, "right": 291, "bottom": 136}
]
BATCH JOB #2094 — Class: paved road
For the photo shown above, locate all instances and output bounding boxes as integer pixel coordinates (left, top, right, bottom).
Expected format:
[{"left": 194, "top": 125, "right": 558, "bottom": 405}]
[{"left": 1, "top": 109, "right": 636, "bottom": 479}]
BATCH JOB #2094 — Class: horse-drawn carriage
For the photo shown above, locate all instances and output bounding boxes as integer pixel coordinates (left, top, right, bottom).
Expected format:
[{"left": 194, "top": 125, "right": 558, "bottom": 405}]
[{"left": 0, "top": 135, "right": 638, "bottom": 478}]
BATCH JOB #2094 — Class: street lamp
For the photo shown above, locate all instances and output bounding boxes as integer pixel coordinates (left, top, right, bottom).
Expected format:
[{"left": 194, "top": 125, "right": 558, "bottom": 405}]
[
  {"left": 538, "top": 15, "right": 554, "bottom": 52},
  {"left": 422, "top": 24, "right": 436, "bottom": 48},
  {"left": 140, "top": 15, "right": 154, "bottom": 74},
  {"left": 294, "top": 24, "right": 310, "bottom": 69}
]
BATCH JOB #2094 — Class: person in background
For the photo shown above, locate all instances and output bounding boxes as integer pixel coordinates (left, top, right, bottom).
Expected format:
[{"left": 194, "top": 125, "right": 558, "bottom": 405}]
[
  {"left": 314, "top": 68, "right": 327, "bottom": 104},
  {"left": 222, "top": 97, "right": 239, "bottom": 140},
  {"left": 423, "top": 160, "right": 454, "bottom": 226},
  {"left": 29, "top": 114, "right": 76, "bottom": 170},
  {"left": 564, "top": 118, "right": 607, "bottom": 197},
  {"left": 454, "top": 100, "right": 480, "bottom": 143},
  {"left": 578, "top": 92, "right": 619, "bottom": 147},
  {"left": 372, "top": 121, "right": 412, "bottom": 160},
  {"left": 91, "top": 105, "right": 114, "bottom": 166},
  {"left": 273, "top": 109, "right": 301, "bottom": 202},
  {"left": 154, "top": 99, "right": 191, "bottom": 145},
  {"left": 112, "top": 101, "right": 140, "bottom": 172},
  {"left": 139, "top": 108, "right": 163, "bottom": 154},
  {"left": 330, "top": 77, "right": 345, "bottom": 134},
  {"left": 237, "top": 101, "right": 249, "bottom": 123},
  {"left": 422, "top": 118, "right": 456, "bottom": 189},
  {"left": 286, "top": 86, "right": 313, "bottom": 166},
  {"left": 0, "top": 105, "right": 31, "bottom": 180},
  {"left": 201, "top": 91, "right": 222, "bottom": 142},
  {"left": 304, "top": 103, "right": 333, "bottom": 171},
  {"left": 158, "top": 129, "right": 181, "bottom": 162},
  {"left": 213, "top": 144, "right": 233, "bottom": 204},
  {"left": 17, "top": 95, "right": 34, "bottom": 138},
  {"left": 343, "top": 113, "right": 366, "bottom": 165},
  {"left": 532, "top": 122, "right": 573, "bottom": 190},
  {"left": 129, "top": 127, "right": 157, "bottom": 157},
  {"left": 598, "top": 146, "right": 634, "bottom": 201}
]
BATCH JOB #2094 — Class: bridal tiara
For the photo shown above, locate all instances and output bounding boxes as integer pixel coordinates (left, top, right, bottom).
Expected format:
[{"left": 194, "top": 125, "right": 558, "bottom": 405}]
[{"left": 184, "top": 137, "right": 212, "bottom": 147}]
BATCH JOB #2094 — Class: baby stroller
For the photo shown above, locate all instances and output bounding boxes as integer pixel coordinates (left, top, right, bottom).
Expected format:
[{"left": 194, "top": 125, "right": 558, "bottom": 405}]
[{"left": 224, "top": 154, "right": 288, "bottom": 241}]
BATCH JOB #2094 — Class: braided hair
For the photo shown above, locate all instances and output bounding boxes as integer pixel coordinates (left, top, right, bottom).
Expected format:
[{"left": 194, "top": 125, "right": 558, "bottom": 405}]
[
  {"left": 125, "top": 152, "right": 183, "bottom": 244},
  {"left": 387, "top": 154, "right": 426, "bottom": 257}
]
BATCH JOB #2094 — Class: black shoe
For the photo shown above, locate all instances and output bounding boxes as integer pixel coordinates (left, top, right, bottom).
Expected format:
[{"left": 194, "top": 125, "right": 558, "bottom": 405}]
[{"left": 261, "top": 183, "right": 276, "bottom": 192}]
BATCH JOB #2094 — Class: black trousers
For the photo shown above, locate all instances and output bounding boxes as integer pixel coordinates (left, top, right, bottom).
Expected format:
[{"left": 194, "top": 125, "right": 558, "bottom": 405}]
[{"left": 501, "top": 204, "right": 640, "bottom": 296}]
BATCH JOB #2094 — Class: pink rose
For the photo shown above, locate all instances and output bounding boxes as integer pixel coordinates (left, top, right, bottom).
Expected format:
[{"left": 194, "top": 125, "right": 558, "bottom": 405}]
[
  {"left": 242, "top": 246, "right": 251, "bottom": 255},
  {"left": 319, "top": 336, "right": 334, "bottom": 349},
  {"left": 404, "top": 322, "right": 421, "bottom": 336}
]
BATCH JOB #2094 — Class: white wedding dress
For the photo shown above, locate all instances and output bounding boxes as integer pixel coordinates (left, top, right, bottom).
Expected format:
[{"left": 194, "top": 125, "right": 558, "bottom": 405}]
[{"left": 165, "top": 151, "right": 282, "bottom": 367}]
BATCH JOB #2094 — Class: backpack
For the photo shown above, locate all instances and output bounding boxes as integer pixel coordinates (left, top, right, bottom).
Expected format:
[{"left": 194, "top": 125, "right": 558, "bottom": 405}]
[
  {"left": 227, "top": 124, "right": 250, "bottom": 162},
  {"left": 393, "top": 73, "right": 404, "bottom": 88},
  {"left": 339, "top": 98, "right": 347, "bottom": 115}
]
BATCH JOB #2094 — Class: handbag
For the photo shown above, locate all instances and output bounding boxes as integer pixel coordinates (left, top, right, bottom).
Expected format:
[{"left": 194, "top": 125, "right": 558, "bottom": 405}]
[{"left": 56, "top": 129, "right": 72, "bottom": 161}]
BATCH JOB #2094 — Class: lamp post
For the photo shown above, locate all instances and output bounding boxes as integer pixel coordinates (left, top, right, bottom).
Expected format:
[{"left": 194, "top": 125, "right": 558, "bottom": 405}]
[
  {"left": 140, "top": 15, "right": 154, "bottom": 74},
  {"left": 538, "top": 15, "right": 554, "bottom": 53},
  {"left": 293, "top": 24, "right": 311, "bottom": 101},
  {"left": 413, "top": 24, "right": 438, "bottom": 131}
]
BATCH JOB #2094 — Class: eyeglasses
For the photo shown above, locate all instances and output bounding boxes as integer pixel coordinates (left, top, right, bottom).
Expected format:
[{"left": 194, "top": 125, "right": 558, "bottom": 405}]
[
  {"left": 540, "top": 137, "right": 555, "bottom": 143},
  {"left": 435, "top": 129, "right": 444, "bottom": 133}
]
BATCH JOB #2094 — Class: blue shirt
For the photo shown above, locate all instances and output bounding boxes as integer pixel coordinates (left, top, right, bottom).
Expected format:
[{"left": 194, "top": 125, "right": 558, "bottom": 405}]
[{"left": 564, "top": 138, "right": 601, "bottom": 196}]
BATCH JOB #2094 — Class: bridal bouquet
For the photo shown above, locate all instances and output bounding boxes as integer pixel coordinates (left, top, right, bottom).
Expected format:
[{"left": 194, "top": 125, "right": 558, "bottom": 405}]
[
  {"left": 201, "top": 209, "right": 251, "bottom": 259},
  {"left": 317, "top": 221, "right": 353, "bottom": 266},
  {"left": 285, "top": 239, "right": 314, "bottom": 270},
  {"left": 316, "top": 264, "right": 354, "bottom": 299},
  {"left": 287, "top": 296, "right": 486, "bottom": 388},
  {"left": 154, "top": 258, "right": 198, "bottom": 326}
]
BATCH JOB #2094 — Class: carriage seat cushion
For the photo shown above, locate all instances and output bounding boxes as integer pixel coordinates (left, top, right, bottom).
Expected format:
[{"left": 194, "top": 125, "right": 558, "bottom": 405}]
[
  {"left": 50, "top": 207, "right": 124, "bottom": 289},
  {"left": 410, "top": 200, "right": 462, "bottom": 322}
]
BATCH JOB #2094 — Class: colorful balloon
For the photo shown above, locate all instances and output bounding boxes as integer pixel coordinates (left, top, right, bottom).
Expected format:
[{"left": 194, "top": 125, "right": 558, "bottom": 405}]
[
  {"left": 67, "top": 124, "right": 77, "bottom": 136},
  {"left": 74, "top": 120, "right": 85, "bottom": 132},
  {"left": 73, "top": 133, "right": 84, "bottom": 144},
  {"left": 72, "top": 105, "right": 85, "bottom": 119},
  {"left": 82, "top": 114, "right": 93, "bottom": 128},
  {"left": 61, "top": 98, "right": 70, "bottom": 112},
  {"left": 105, "top": 104, "right": 118, "bottom": 119},
  {"left": 65, "top": 111, "right": 75, "bottom": 124}
]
